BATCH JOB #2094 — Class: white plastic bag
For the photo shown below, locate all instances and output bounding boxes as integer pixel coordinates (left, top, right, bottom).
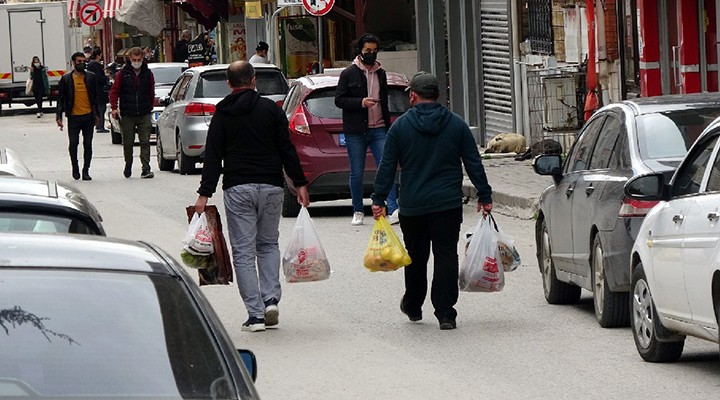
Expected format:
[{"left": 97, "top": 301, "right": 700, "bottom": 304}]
[
  {"left": 25, "top": 78, "right": 33, "bottom": 96},
  {"left": 183, "top": 212, "right": 214, "bottom": 256},
  {"left": 282, "top": 207, "right": 330, "bottom": 283},
  {"left": 459, "top": 216, "right": 504, "bottom": 292},
  {"left": 491, "top": 215, "right": 521, "bottom": 272}
]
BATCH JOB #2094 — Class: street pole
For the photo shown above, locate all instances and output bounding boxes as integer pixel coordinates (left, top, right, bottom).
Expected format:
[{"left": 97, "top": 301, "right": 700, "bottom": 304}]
[{"left": 317, "top": 16, "right": 323, "bottom": 74}]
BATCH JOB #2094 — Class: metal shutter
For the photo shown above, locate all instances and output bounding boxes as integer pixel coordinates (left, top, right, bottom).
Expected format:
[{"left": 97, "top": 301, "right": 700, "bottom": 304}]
[{"left": 480, "top": 1, "right": 514, "bottom": 139}]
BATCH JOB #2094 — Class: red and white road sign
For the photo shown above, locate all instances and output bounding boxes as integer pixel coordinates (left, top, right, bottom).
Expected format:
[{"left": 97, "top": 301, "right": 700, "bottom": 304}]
[
  {"left": 302, "top": 0, "right": 334, "bottom": 16},
  {"left": 79, "top": 3, "right": 103, "bottom": 27}
]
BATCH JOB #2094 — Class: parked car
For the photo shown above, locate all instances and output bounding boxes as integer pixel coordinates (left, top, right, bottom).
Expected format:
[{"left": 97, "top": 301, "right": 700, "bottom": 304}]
[
  {"left": 533, "top": 94, "right": 720, "bottom": 327},
  {"left": 156, "top": 63, "right": 289, "bottom": 174},
  {"left": 108, "top": 62, "right": 188, "bottom": 145},
  {"left": 0, "top": 176, "right": 104, "bottom": 235},
  {"left": 0, "top": 233, "right": 260, "bottom": 399},
  {"left": 625, "top": 116, "right": 720, "bottom": 362},
  {"left": 280, "top": 69, "right": 410, "bottom": 217},
  {"left": 0, "top": 147, "right": 32, "bottom": 177}
]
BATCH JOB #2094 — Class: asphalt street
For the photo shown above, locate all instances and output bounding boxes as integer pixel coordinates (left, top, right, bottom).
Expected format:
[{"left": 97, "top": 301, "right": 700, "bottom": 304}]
[{"left": 3, "top": 106, "right": 719, "bottom": 399}]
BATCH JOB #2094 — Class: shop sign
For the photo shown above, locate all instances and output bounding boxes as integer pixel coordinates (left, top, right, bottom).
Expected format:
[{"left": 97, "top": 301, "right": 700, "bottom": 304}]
[{"left": 246, "top": 1, "right": 262, "bottom": 19}]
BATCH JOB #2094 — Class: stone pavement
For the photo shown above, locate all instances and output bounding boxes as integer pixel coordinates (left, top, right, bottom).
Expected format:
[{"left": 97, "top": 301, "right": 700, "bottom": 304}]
[{"left": 462, "top": 149, "right": 554, "bottom": 219}]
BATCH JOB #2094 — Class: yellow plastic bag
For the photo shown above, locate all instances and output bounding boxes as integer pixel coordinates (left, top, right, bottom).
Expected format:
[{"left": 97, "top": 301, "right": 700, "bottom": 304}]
[{"left": 363, "top": 216, "right": 412, "bottom": 272}]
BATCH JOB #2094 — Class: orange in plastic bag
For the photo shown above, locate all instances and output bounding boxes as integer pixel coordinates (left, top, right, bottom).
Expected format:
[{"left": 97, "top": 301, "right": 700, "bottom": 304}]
[{"left": 363, "top": 216, "right": 412, "bottom": 272}]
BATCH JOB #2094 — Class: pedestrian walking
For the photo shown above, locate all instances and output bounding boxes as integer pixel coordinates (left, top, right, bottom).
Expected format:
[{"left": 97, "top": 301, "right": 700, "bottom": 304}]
[
  {"left": 335, "top": 33, "right": 399, "bottom": 226},
  {"left": 174, "top": 29, "right": 191, "bottom": 62},
  {"left": 109, "top": 47, "right": 156, "bottom": 179},
  {"left": 194, "top": 61, "right": 310, "bottom": 332},
  {"left": 86, "top": 49, "right": 110, "bottom": 133},
  {"left": 29, "top": 56, "right": 48, "bottom": 118},
  {"left": 248, "top": 41, "right": 269, "bottom": 64},
  {"left": 371, "top": 72, "right": 493, "bottom": 330},
  {"left": 55, "top": 52, "right": 100, "bottom": 181}
]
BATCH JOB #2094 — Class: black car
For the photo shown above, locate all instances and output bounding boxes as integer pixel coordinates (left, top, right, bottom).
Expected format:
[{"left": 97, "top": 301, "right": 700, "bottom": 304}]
[
  {"left": 533, "top": 93, "right": 720, "bottom": 328},
  {"left": 0, "top": 176, "right": 104, "bottom": 235},
  {"left": 0, "top": 233, "right": 260, "bottom": 399}
]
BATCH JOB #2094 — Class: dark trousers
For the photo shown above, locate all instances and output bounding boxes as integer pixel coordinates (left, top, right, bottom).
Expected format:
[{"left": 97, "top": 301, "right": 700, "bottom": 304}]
[
  {"left": 34, "top": 92, "right": 44, "bottom": 112},
  {"left": 68, "top": 113, "right": 94, "bottom": 172},
  {"left": 399, "top": 206, "right": 463, "bottom": 321},
  {"left": 96, "top": 102, "right": 107, "bottom": 130}
]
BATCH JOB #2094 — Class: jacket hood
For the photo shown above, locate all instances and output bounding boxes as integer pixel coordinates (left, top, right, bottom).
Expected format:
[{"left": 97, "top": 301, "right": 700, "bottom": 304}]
[
  {"left": 353, "top": 56, "right": 380, "bottom": 73},
  {"left": 404, "top": 102, "right": 453, "bottom": 135},
  {"left": 216, "top": 88, "right": 260, "bottom": 116}
]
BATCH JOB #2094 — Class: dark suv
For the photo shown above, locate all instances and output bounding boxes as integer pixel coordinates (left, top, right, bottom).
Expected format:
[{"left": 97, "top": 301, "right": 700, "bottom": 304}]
[{"left": 280, "top": 70, "right": 410, "bottom": 217}]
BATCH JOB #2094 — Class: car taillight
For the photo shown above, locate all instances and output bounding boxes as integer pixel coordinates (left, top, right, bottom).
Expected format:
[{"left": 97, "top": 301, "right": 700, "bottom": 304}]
[
  {"left": 184, "top": 102, "right": 215, "bottom": 116},
  {"left": 276, "top": 99, "right": 284, "bottom": 107},
  {"left": 0, "top": 92, "right": 7, "bottom": 98},
  {"left": 289, "top": 105, "right": 310, "bottom": 135},
  {"left": 50, "top": 89, "right": 58, "bottom": 96},
  {"left": 618, "top": 197, "right": 659, "bottom": 217},
  {"left": 153, "top": 97, "right": 160, "bottom": 106}
]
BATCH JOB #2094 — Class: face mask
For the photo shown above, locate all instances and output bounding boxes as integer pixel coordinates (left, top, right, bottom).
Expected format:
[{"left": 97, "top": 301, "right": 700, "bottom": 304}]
[
  {"left": 75, "top": 62, "right": 86, "bottom": 72},
  {"left": 33, "top": 62, "right": 40, "bottom": 67},
  {"left": 361, "top": 52, "right": 377, "bottom": 65},
  {"left": 131, "top": 61, "right": 142, "bottom": 70}
]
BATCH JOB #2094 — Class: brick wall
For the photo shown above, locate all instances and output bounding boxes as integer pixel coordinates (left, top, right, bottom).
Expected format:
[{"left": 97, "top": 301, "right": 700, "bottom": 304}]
[
  {"left": 553, "top": 0, "right": 585, "bottom": 62},
  {"left": 605, "top": 0, "right": 619, "bottom": 61}
]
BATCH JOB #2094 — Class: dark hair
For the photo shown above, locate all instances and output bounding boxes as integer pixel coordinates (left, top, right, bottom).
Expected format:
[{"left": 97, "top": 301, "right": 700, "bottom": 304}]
[
  {"left": 71, "top": 52, "right": 85, "bottom": 62},
  {"left": 355, "top": 33, "right": 380, "bottom": 55},
  {"left": 256, "top": 41, "right": 269, "bottom": 52},
  {"left": 227, "top": 61, "right": 255, "bottom": 88},
  {"left": 83, "top": 46, "right": 92, "bottom": 53},
  {"left": 91, "top": 49, "right": 102, "bottom": 60}
]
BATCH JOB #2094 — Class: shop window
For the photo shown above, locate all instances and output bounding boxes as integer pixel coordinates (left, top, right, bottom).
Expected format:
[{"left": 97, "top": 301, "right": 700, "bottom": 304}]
[{"left": 528, "top": 0, "right": 554, "bottom": 55}]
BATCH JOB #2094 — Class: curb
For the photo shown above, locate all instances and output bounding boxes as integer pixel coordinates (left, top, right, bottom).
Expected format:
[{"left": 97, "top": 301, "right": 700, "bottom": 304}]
[{"left": 462, "top": 177, "right": 540, "bottom": 220}]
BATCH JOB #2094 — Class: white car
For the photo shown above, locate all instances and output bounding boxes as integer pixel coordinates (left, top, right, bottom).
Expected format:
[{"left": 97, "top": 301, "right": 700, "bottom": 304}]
[
  {"left": 626, "top": 117, "right": 720, "bottom": 362},
  {"left": 0, "top": 147, "right": 32, "bottom": 177}
]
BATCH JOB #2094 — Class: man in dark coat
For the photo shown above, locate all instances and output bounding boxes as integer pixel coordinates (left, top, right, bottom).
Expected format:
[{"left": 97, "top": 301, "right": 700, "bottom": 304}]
[{"left": 86, "top": 49, "right": 109, "bottom": 133}]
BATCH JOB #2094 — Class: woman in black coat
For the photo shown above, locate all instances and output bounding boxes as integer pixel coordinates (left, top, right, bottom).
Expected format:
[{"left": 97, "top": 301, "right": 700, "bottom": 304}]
[{"left": 30, "top": 56, "right": 47, "bottom": 118}]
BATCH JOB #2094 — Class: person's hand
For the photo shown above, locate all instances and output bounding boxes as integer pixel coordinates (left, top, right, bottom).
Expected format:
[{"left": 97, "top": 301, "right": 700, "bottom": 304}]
[
  {"left": 371, "top": 205, "right": 386, "bottom": 220},
  {"left": 56, "top": 119, "right": 63, "bottom": 131},
  {"left": 362, "top": 97, "right": 379, "bottom": 108},
  {"left": 111, "top": 109, "right": 120, "bottom": 119},
  {"left": 296, "top": 185, "right": 310, "bottom": 207},
  {"left": 195, "top": 196, "right": 208, "bottom": 214},
  {"left": 478, "top": 202, "right": 493, "bottom": 215}
]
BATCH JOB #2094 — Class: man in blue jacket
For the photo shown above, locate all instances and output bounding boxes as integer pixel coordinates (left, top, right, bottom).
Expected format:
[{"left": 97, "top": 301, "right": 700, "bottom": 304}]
[{"left": 371, "top": 72, "right": 493, "bottom": 330}]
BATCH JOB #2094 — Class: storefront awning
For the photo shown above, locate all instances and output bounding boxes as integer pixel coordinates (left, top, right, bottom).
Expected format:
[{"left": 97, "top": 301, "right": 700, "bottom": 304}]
[
  {"left": 104, "top": 0, "right": 124, "bottom": 18},
  {"left": 116, "top": 0, "right": 164, "bottom": 36},
  {"left": 67, "top": 0, "right": 124, "bottom": 20},
  {"left": 172, "top": 0, "right": 228, "bottom": 30}
]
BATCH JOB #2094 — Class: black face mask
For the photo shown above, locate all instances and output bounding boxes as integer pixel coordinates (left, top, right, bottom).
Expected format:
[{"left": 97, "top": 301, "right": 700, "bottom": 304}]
[
  {"left": 361, "top": 52, "right": 377, "bottom": 65},
  {"left": 75, "top": 62, "right": 86, "bottom": 72}
]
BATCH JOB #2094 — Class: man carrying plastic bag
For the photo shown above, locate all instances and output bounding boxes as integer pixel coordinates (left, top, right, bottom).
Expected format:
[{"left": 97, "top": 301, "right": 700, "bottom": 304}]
[{"left": 371, "top": 72, "right": 493, "bottom": 330}]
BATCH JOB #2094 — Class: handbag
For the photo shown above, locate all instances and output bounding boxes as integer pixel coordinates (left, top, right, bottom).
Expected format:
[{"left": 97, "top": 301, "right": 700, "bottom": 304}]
[{"left": 25, "top": 78, "right": 33, "bottom": 96}]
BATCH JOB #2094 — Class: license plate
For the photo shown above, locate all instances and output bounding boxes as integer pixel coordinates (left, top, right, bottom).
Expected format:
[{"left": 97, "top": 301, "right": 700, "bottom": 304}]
[
  {"left": 152, "top": 112, "right": 160, "bottom": 122},
  {"left": 339, "top": 133, "right": 346, "bottom": 146}
]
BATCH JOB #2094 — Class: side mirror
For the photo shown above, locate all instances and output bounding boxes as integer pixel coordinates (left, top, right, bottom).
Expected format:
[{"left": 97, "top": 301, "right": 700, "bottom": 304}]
[
  {"left": 533, "top": 155, "right": 563, "bottom": 184},
  {"left": 624, "top": 173, "right": 665, "bottom": 201},
  {"left": 237, "top": 349, "right": 257, "bottom": 382}
]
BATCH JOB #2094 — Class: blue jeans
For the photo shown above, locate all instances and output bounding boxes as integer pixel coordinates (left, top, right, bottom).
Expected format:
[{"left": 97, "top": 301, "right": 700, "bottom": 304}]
[
  {"left": 345, "top": 127, "right": 398, "bottom": 213},
  {"left": 223, "top": 184, "right": 284, "bottom": 319}
]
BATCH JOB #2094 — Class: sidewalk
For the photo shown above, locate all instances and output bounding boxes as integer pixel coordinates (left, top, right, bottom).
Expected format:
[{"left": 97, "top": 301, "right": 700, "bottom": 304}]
[{"left": 462, "top": 149, "right": 554, "bottom": 219}]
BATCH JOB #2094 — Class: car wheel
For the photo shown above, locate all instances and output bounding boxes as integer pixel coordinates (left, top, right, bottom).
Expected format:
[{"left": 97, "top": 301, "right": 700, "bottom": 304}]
[
  {"left": 631, "top": 263, "right": 684, "bottom": 362},
  {"left": 538, "top": 219, "right": 581, "bottom": 304},
  {"left": 282, "top": 183, "right": 301, "bottom": 218},
  {"left": 176, "top": 134, "right": 195, "bottom": 175},
  {"left": 110, "top": 123, "right": 122, "bottom": 145},
  {"left": 592, "top": 235, "right": 630, "bottom": 328},
  {"left": 156, "top": 133, "right": 175, "bottom": 172}
]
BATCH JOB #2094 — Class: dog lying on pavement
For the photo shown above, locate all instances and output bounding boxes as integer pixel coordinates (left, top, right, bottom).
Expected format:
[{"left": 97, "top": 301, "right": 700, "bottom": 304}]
[{"left": 514, "top": 139, "right": 563, "bottom": 161}]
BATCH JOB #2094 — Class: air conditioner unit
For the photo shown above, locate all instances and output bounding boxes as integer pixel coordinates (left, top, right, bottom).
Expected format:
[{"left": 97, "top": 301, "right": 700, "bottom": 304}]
[{"left": 542, "top": 75, "right": 578, "bottom": 131}]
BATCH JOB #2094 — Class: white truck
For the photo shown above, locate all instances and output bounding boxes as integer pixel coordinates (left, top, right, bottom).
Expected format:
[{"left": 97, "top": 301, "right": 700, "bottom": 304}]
[{"left": 0, "top": 1, "right": 71, "bottom": 112}]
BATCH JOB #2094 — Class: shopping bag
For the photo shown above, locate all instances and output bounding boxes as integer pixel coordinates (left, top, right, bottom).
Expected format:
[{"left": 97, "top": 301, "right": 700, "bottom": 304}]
[
  {"left": 363, "top": 216, "right": 412, "bottom": 272},
  {"left": 25, "top": 78, "right": 33, "bottom": 96},
  {"left": 491, "top": 215, "right": 521, "bottom": 272},
  {"left": 183, "top": 212, "right": 214, "bottom": 255},
  {"left": 185, "top": 206, "right": 233, "bottom": 285},
  {"left": 282, "top": 207, "right": 331, "bottom": 282},
  {"left": 459, "top": 216, "right": 505, "bottom": 292}
]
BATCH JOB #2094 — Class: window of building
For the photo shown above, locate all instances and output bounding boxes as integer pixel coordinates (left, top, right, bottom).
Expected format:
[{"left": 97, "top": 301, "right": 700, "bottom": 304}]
[{"left": 528, "top": 0, "right": 554, "bottom": 55}]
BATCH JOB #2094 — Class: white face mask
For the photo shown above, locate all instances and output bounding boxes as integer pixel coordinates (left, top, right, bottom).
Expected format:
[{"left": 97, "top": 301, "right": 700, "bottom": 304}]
[
  {"left": 131, "top": 61, "right": 142, "bottom": 70},
  {"left": 33, "top": 62, "right": 40, "bottom": 67}
]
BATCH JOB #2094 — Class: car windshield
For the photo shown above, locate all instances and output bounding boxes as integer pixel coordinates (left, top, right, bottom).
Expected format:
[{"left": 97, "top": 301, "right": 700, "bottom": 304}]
[
  {"left": 0, "top": 212, "right": 96, "bottom": 234},
  {"left": 256, "top": 70, "right": 289, "bottom": 96},
  {"left": 150, "top": 66, "right": 186, "bottom": 85},
  {"left": 305, "top": 87, "right": 411, "bottom": 119},
  {"left": 636, "top": 107, "right": 720, "bottom": 160},
  {"left": 0, "top": 270, "right": 236, "bottom": 399}
]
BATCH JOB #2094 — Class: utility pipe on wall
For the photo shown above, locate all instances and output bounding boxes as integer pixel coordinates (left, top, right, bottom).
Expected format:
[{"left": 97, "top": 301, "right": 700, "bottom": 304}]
[{"left": 584, "top": 0, "right": 599, "bottom": 120}]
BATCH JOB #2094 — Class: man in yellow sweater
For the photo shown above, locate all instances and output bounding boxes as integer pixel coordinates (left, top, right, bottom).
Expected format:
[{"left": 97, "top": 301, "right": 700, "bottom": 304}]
[{"left": 56, "top": 52, "right": 100, "bottom": 181}]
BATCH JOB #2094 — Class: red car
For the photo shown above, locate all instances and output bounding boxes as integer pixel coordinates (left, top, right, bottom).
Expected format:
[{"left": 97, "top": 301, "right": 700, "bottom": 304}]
[{"left": 281, "top": 70, "right": 410, "bottom": 217}]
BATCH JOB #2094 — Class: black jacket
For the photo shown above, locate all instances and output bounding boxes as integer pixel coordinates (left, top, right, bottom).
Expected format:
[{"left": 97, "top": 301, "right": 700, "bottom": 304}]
[
  {"left": 109, "top": 61, "right": 155, "bottom": 117},
  {"left": 174, "top": 39, "right": 189, "bottom": 62},
  {"left": 55, "top": 71, "right": 99, "bottom": 120},
  {"left": 197, "top": 89, "right": 308, "bottom": 198},
  {"left": 334, "top": 64, "right": 391, "bottom": 135},
  {"left": 86, "top": 60, "right": 109, "bottom": 103}
]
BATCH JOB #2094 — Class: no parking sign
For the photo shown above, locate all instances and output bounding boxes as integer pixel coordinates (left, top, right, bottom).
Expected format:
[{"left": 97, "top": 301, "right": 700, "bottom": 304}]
[{"left": 302, "top": 0, "right": 334, "bottom": 16}]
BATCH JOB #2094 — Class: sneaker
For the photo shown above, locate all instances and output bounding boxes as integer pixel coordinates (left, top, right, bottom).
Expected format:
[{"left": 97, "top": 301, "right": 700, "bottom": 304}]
[
  {"left": 82, "top": 172, "right": 92, "bottom": 181},
  {"left": 123, "top": 165, "right": 131, "bottom": 178},
  {"left": 241, "top": 317, "right": 266, "bottom": 332},
  {"left": 400, "top": 300, "right": 422, "bottom": 322},
  {"left": 265, "top": 299, "right": 279, "bottom": 327},
  {"left": 351, "top": 211, "right": 364, "bottom": 226},
  {"left": 388, "top": 209, "right": 400, "bottom": 225},
  {"left": 439, "top": 317, "right": 457, "bottom": 330},
  {"left": 140, "top": 170, "right": 154, "bottom": 179},
  {"left": 36, "top": 112, "right": 41, "bottom": 118}
]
